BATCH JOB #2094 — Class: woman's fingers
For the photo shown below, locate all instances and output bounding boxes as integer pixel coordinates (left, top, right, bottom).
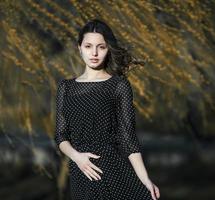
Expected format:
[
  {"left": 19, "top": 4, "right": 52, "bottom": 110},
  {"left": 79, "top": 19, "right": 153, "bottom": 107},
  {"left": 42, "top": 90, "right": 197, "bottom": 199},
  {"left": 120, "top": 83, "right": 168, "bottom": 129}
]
[
  {"left": 150, "top": 188, "right": 157, "bottom": 200},
  {"left": 83, "top": 171, "right": 92, "bottom": 181},
  {"left": 84, "top": 166, "right": 101, "bottom": 180},
  {"left": 77, "top": 152, "right": 103, "bottom": 181},
  {"left": 154, "top": 184, "right": 160, "bottom": 198},
  {"left": 78, "top": 152, "right": 103, "bottom": 181},
  {"left": 150, "top": 183, "right": 160, "bottom": 200},
  {"left": 88, "top": 152, "right": 101, "bottom": 159},
  {"left": 89, "top": 161, "right": 103, "bottom": 174},
  {"left": 144, "top": 179, "right": 159, "bottom": 200},
  {"left": 86, "top": 162, "right": 102, "bottom": 180}
]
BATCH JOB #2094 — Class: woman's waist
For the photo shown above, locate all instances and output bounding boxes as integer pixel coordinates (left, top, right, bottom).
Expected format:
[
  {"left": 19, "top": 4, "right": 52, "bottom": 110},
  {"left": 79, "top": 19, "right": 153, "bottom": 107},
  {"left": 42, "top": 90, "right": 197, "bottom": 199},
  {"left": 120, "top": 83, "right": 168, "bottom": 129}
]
[{"left": 71, "top": 140, "right": 119, "bottom": 154}]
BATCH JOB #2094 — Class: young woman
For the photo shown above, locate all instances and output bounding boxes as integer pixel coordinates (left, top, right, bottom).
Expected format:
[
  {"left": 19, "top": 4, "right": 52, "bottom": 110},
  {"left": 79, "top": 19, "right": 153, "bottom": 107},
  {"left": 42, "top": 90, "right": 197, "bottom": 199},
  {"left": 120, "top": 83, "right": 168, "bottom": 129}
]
[{"left": 55, "top": 19, "right": 160, "bottom": 200}]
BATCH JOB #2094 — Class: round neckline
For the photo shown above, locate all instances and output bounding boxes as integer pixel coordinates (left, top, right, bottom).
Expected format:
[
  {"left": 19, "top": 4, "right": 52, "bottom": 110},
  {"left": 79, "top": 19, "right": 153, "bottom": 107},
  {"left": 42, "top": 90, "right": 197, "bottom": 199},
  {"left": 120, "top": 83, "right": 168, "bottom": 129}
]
[{"left": 74, "top": 75, "right": 114, "bottom": 83}]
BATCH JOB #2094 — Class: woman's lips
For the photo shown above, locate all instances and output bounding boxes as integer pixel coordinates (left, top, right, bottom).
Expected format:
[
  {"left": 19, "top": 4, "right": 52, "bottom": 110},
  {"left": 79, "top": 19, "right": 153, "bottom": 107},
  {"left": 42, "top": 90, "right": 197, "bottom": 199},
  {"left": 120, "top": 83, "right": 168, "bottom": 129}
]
[{"left": 90, "top": 59, "right": 99, "bottom": 63}]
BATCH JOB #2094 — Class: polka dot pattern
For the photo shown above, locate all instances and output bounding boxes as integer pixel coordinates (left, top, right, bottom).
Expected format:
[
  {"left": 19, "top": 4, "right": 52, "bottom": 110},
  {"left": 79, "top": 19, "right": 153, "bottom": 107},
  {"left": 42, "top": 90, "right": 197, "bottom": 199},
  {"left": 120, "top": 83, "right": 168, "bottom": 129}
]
[{"left": 54, "top": 75, "right": 153, "bottom": 200}]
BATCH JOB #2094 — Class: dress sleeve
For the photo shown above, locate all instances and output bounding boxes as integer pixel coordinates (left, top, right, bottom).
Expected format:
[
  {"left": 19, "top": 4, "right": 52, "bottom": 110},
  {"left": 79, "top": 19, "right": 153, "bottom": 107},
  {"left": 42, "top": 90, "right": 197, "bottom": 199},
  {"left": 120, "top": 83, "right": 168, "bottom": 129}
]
[
  {"left": 54, "top": 79, "right": 70, "bottom": 149},
  {"left": 115, "top": 77, "right": 141, "bottom": 158}
]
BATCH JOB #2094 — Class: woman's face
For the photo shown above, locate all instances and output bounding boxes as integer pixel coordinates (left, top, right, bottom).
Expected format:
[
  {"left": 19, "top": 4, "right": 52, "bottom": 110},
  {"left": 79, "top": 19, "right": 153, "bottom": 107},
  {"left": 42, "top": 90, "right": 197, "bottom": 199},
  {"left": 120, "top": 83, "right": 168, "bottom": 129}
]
[{"left": 78, "top": 32, "right": 108, "bottom": 69}]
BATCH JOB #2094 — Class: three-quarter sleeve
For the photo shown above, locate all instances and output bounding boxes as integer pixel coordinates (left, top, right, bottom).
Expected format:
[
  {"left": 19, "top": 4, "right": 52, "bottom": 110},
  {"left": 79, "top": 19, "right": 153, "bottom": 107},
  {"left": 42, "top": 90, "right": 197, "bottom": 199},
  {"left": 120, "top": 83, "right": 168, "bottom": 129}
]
[
  {"left": 54, "top": 79, "right": 70, "bottom": 149},
  {"left": 115, "top": 77, "right": 141, "bottom": 158}
]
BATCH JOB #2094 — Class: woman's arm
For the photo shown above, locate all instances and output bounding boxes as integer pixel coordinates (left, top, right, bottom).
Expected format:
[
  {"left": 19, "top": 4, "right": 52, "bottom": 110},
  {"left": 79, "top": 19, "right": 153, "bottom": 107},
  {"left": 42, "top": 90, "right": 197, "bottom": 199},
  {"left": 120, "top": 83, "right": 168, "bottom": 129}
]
[
  {"left": 58, "top": 141, "right": 79, "bottom": 162},
  {"left": 128, "top": 152, "right": 149, "bottom": 184},
  {"left": 114, "top": 77, "right": 160, "bottom": 200},
  {"left": 54, "top": 79, "right": 103, "bottom": 181},
  {"left": 114, "top": 77, "right": 142, "bottom": 158},
  {"left": 129, "top": 153, "right": 160, "bottom": 200},
  {"left": 114, "top": 77, "right": 150, "bottom": 184},
  {"left": 54, "top": 79, "right": 79, "bottom": 161}
]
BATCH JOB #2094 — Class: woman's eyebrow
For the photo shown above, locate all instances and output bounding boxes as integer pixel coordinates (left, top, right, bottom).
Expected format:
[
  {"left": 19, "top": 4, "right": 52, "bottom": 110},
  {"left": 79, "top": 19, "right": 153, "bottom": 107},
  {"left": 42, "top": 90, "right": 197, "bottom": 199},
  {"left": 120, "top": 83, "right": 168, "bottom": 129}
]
[{"left": 84, "top": 42, "right": 106, "bottom": 45}]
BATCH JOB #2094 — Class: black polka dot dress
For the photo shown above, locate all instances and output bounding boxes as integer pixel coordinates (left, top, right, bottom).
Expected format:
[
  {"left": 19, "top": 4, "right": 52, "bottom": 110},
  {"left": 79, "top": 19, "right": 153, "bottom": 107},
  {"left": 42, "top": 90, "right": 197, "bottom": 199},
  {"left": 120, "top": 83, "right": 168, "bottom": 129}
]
[{"left": 54, "top": 74, "right": 153, "bottom": 200}]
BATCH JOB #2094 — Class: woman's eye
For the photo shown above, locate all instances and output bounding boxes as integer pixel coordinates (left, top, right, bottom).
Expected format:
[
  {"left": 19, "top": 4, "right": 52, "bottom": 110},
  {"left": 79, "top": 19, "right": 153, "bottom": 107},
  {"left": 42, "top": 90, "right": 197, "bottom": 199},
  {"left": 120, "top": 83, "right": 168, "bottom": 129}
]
[{"left": 84, "top": 45, "right": 106, "bottom": 49}]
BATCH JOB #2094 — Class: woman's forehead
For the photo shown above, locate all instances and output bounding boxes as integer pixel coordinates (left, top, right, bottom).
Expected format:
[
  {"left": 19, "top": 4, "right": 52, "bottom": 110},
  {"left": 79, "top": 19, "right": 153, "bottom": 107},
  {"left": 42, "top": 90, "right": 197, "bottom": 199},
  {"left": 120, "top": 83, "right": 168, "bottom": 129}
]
[{"left": 83, "top": 32, "right": 106, "bottom": 43}]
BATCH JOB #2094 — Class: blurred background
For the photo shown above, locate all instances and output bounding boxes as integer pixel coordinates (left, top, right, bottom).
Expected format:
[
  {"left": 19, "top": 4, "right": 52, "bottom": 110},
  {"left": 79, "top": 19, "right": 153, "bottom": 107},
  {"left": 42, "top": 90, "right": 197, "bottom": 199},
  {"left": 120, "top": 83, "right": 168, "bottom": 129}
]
[{"left": 0, "top": 0, "right": 215, "bottom": 199}]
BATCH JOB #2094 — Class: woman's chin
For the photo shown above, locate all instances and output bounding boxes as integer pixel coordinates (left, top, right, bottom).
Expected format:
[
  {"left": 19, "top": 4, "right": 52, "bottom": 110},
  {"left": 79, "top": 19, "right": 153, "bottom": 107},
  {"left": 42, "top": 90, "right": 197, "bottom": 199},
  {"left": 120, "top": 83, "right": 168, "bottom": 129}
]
[{"left": 88, "top": 63, "right": 103, "bottom": 68}]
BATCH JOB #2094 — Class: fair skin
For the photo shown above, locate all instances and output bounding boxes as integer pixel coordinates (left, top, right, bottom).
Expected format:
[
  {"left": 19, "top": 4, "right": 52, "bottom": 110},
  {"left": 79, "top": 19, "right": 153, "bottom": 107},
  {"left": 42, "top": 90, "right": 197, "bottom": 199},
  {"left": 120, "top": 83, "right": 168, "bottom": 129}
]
[{"left": 59, "top": 32, "right": 160, "bottom": 200}]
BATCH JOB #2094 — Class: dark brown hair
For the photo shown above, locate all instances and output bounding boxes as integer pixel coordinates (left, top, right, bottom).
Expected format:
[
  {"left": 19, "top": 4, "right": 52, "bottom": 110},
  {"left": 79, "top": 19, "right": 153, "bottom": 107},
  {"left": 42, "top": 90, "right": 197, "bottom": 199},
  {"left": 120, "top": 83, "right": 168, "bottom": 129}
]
[{"left": 77, "top": 19, "right": 146, "bottom": 77}]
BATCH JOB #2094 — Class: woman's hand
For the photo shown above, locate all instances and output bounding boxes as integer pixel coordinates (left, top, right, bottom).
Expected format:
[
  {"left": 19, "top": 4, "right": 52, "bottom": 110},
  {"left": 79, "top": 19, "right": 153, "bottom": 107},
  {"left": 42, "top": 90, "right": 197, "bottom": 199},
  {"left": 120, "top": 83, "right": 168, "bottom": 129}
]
[
  {"left": 73, "top": 152, "right": 103, "bottom": 181},
  {"left": 143, "top": 178, "right": 160, "bottom": 200}
]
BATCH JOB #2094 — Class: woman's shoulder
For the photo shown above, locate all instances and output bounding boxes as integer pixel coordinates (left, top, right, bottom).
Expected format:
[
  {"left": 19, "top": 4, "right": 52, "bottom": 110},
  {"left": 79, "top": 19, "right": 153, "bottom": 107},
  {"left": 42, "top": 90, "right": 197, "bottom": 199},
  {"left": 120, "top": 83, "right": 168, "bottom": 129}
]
[
  {"left": 114, "top": 75, "right": 132, "bottom": 87},
  {"left": 56, "top": 78, "right": 73, "bottom": 91},
  {"left": 113, "top": 75, "right": 133, "bottom": 97},
  {"left": 57, "top": 79, "right": 67, "bottom": 87},
  {"left": 57, "top": 77, "right": 75, "bottom": 85}
]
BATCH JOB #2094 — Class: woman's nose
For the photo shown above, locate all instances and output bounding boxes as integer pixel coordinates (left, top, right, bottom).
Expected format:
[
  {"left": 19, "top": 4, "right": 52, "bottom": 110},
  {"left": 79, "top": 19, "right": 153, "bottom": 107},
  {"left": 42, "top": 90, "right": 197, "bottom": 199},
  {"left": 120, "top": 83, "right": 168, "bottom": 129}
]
[{"left": 92, "top": 48, "right": 98, "bottom": 56}]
